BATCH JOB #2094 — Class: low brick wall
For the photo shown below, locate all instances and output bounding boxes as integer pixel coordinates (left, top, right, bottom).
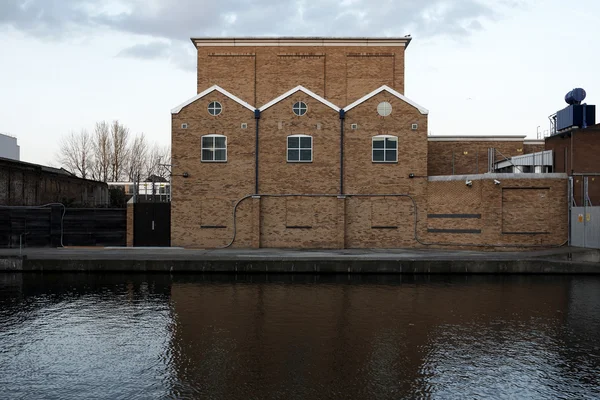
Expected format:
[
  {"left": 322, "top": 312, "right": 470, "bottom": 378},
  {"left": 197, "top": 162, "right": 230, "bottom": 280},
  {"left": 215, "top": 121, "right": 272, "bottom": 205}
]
[{"left": 425, "top": 174, "right": 568, "bottom": 247}]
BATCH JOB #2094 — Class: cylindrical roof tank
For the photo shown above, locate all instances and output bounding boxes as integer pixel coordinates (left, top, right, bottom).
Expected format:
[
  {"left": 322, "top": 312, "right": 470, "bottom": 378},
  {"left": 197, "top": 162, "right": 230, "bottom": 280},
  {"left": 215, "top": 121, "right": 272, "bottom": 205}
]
[{"left": 565, "top": 88, "right": 586, "bottom": 105}]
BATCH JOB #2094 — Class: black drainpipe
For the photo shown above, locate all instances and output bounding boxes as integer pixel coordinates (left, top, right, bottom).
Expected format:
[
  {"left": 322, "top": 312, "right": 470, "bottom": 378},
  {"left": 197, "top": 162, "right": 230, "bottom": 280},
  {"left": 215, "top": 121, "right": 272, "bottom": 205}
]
[
  {"left": 339, "top": 109, "right": 345, "bottom": 195},
  {"left": 254, "top": 109, "right": 261, "bottom": 195}
]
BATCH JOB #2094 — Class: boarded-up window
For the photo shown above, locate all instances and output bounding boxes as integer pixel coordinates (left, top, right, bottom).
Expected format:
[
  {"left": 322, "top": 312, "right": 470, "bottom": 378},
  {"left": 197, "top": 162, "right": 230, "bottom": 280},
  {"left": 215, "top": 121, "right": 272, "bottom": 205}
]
[
  {"left": 502, "top": 188, "right": 550, "bottom": 234},
  {"left": 371, "top": 199, "right": 398, "bottom": 229}
]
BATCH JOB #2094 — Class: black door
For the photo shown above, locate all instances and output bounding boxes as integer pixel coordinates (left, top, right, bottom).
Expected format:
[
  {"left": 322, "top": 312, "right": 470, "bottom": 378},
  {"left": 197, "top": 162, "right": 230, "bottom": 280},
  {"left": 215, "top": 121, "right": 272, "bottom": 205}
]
[{"left": 134, "top": 203, "right": 171, "bottom": 247}]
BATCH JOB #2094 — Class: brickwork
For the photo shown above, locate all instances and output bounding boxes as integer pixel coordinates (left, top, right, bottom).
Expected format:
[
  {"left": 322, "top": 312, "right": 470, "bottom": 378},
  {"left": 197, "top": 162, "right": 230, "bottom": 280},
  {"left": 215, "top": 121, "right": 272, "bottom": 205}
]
[
  {"left": 426, "top": 177, "right": 567, "bottom": 247},
  {"left": 427, "top": 139, "right": 531, "bottom": 176},
  {"left": 545, "top": 126, "right": 600, "bottom": 204},
  {"left": 196, "top": 45, "right": 406, "bottom": 107},
  {"left": 168, "top": 38, "right": 569, "bottom": 250},
  {"left": 258, "top": 93, "right": 340, "bottom": 194},
  {"left": 260, "top": 196, "right": 341, "bottom": 248},
  {"left": 126, "top": 201, "right": 134, "bottom": 247},
  {"left": 171, "top": 91, "right": 256, "bottom": 248},
  {"left": 523, "top": 141, "right": 545, "bottom": 154}
]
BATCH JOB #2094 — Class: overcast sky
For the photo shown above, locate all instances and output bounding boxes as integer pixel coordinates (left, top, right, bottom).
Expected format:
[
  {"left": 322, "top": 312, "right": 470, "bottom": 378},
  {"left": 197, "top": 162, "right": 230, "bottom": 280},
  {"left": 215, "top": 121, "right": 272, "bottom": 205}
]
[{"left": 1, "top": 0, "right": 599, "bottom": 165}]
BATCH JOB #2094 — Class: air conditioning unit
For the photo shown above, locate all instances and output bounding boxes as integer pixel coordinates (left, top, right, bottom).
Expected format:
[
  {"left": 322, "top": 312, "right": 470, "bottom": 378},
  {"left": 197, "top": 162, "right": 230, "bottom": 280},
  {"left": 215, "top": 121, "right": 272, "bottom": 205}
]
[
  {"left": 181, "top": 123, "right": 188, "bottom": 129},
  {"left": 351, "top": 123, "right": 358, "bottom": 130},
  {"left": 241, "top": 123, "right": 248, "bottom": 129},
  {"left": 411, "top": 123, "right": 418, "bottom": 130}
]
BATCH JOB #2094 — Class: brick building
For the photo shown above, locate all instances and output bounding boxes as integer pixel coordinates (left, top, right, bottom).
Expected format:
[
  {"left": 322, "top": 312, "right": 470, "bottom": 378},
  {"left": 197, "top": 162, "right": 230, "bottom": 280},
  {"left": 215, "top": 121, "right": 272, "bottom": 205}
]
[
  {"left": 545, "top": 123, "right": 600, "bottom": 205},
  {"left": 170, "top": 37, "right": 567, "bottom": 249}
]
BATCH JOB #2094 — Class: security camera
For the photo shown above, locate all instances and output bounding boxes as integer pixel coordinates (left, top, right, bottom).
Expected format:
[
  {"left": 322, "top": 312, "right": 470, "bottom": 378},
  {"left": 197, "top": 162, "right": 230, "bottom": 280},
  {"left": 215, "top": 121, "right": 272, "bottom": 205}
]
[
  {"left": 465, "top": 180, "right": 473, "bottom": 187},
  {"left": 494, "top": 179, "right": 501, "bottom": 185}
]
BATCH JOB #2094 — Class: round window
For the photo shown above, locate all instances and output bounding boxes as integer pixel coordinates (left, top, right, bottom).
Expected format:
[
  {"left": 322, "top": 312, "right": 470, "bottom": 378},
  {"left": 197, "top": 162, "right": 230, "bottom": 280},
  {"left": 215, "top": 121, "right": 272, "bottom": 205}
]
[
  {"left": 293, "top": 101, "right": 308, "bottom": 116},
  {"left": 377, "top": 101, "right": 392, "bottom": 117},
  {"left": 208, "top": 101, "right": 222, "bottom": 116}
]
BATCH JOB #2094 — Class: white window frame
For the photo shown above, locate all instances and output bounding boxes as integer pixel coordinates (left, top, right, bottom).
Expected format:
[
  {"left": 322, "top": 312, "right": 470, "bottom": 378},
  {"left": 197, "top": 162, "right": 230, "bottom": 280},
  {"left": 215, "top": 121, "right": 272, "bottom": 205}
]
[
  {"left": 201, "top": 134, "right": 227, "bottom": 162},
  {"left": 208, "top": 101, "right": 222, "bottom": 116},
  {"left": 292, "top": 101, "right": 308, "bottom": 116},
  {"left": 287, "top": 134, "right": 313, "bottom": 163},
  {"left": 372, "top": 135, "right": 398, "bottom": 163}
]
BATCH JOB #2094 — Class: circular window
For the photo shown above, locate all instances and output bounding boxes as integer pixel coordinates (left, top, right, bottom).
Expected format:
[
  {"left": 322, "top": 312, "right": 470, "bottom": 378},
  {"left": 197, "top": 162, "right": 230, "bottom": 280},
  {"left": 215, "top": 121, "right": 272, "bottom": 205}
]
[
  {"left": 293, "top": 101, "right": 308, "bottom": 116},
  {"left": 377, "top": 101, "right": 392, "bottom": 117},
  {"left": 208, "top": 101, "right": 222, "bottom": 116}
]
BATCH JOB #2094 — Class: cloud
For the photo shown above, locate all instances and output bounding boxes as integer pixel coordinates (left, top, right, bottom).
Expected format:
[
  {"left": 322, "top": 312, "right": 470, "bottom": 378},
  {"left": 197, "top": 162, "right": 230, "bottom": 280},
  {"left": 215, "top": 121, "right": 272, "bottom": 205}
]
[
  {"left": 117, "top": 41, "right": 171, "bottom": 60},
  {"left": 0, "top": 0, "right": 518, "bottom": 70}
]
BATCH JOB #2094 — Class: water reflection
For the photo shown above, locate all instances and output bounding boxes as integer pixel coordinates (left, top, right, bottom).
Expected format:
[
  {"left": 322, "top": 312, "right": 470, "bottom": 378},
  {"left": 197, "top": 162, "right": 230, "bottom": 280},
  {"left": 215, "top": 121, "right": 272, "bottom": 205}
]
[{"left": 0, "top": 274, "right": 599, "bottom": 399}]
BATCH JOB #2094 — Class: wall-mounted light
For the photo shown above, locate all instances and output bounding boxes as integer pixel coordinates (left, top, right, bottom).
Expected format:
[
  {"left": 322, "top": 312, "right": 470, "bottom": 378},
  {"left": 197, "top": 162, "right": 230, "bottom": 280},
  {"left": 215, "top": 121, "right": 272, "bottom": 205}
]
[
  {"left": 463, "top": 151, "right": 468, "bottom": 155},
  {"left": 409, "top": 173, "right": 415, "bottom": 179},
  {"left": 494, "top": 179, "right": 501, "bottom": 185},
  {"left": 182, "top": 172, "right": 189, "bottom": 178},
  {"left": 465, "top": 180, "right": 473, "bottom": 187}
]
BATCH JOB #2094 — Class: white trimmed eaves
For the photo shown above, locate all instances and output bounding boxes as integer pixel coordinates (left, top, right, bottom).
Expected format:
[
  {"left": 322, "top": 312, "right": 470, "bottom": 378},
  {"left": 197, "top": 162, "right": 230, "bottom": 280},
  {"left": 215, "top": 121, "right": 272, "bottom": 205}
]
[
  {"left": 343, "top": 85, "right": 429, "bottom": 115},
  {"left": 171, "top": 85, "right": 255, "bottom": 114},
  {"left": 259, "top": 86, "right": 341, "bottom": 112}
]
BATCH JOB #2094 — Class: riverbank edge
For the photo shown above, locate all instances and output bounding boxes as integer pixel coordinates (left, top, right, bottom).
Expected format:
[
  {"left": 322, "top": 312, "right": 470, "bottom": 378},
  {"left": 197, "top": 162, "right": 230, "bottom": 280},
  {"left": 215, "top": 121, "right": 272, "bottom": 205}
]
[{"left": 2, "top": 256, "right": 600, "bottom": 274}]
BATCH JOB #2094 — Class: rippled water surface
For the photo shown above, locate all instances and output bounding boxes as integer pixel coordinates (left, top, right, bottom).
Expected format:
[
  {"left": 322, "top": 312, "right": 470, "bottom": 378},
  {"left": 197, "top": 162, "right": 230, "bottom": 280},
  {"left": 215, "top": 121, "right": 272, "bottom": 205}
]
[{"left": 1, "top": 274, "right": 599, "bottom": 399}]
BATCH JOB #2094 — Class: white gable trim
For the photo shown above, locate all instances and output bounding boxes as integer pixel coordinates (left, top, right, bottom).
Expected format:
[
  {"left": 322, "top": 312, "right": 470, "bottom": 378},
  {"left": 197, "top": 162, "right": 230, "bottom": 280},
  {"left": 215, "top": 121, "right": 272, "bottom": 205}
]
[
  {"left": 343, "top": 85, "right": 429, "bottom": 115},
  {"left": 259, "top": 86, "right": 341, "bottom": 112},
  {"left": 171, "top": 85, "right": 255, "bottom": 114}
]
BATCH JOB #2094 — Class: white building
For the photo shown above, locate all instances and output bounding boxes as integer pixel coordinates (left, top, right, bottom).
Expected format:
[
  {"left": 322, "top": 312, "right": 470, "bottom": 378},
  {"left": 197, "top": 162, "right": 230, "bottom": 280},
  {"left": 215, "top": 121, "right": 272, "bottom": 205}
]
[{"left": 0, "top": 133, "right": 20, "bottom": 161}]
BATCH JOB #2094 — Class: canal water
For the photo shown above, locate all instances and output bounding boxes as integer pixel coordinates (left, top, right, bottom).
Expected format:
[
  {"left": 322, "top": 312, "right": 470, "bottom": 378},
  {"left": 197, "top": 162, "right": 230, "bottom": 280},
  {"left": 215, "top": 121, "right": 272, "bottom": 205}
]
[{"left": 0, "top": 274, "right": 599, "bottom": 400}]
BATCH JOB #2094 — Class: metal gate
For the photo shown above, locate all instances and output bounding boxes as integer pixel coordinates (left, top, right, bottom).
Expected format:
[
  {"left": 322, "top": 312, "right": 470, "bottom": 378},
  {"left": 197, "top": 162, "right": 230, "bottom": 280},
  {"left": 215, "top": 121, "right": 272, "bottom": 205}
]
[
  {"left": 133, "top": 203, "right": 171, "bottom": 247},
  {"left": 570, "top": 176, "right": 600, "bottom": 249}
]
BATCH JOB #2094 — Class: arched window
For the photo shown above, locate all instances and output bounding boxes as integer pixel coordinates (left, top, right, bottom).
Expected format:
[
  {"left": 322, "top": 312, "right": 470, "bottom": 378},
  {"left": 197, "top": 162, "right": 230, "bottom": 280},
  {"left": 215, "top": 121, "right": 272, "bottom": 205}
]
[
  {"left": 287, "top": 135, "right": 312, "bottom": 162},
  {"left": 372, "top": 135, "right": 397, "bottom": 163},
  {"left": 201, "top": 134, "right": 227, "bottom": 162}
]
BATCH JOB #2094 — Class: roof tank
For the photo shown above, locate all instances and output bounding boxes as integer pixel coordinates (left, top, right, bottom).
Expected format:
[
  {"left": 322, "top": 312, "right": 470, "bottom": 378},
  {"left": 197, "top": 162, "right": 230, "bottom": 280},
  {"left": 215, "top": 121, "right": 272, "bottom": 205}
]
[{"left": 565, "top": 88, "right": 586, "bottom": 105}]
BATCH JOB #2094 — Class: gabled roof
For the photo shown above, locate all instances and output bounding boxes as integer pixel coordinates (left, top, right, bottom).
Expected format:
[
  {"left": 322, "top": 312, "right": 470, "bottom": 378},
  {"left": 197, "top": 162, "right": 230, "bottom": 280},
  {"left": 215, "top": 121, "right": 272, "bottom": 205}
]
[
  {"left": 343, "top": 85, "right": 429, "bottom": 115},
  {"left": 259, "top": 86, "right": 341, "bottom": 112},
  {"left": 171, "top": 85, "right": 255, "bottom": 114}
]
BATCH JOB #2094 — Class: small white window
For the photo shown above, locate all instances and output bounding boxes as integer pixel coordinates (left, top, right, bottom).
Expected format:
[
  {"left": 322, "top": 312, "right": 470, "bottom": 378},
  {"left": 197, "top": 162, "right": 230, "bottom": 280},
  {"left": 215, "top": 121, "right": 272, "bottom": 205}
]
[
  {"left": 377, "top": 102, "right": 392, "bottom": 117},
  {"left": 351, "top": 123, "right": 358, "bottom": 130},
  {"left": 241, "top": 123, "right": 248, "bottom": 129},
  {"left": 372, "top": 135, "right": 398, "bottom": 163},
  {"left": 208, "top": 101, "right": 222, "bottom": 116},
  {"left": 181, "top": 123, "right": 188, "bottom": 129},
  {"left": 293, "top": 101, "right": 308, "bottom": 116},
  {"left": 411, "top": 123, "right": 418, "bottom": 130},
  {"left": 202, "top": 134, "right": 227, "bottom": 162},
  {"left": 287, "top": 135, "right": 312, "bottom": 162}
]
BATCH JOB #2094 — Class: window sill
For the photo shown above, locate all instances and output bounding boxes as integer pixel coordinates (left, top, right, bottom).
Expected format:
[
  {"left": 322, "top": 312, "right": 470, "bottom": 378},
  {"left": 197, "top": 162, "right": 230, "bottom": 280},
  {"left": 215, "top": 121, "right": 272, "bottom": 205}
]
[
  {"left": 372, "top": 161, "right": 398, "bottom": 164},
  {"left": 201, "top": 160, "right": 227, "bottom": 163},
  {"left": 287, "top": 161, "right": 313, "bottom": 163},
  {"left": 286, "top": 226, "right": 312, "bottom": 229}
]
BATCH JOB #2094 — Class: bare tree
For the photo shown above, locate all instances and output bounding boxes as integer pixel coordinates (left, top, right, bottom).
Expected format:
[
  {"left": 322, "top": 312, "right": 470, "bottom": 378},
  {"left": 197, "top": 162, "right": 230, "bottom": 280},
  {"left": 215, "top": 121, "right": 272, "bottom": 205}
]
[
  {"left": 110, "top": 120, "right": 130, "bottom": 182},
  {"left": 126, "top": 133, "right": 148, "bottom": 181},
  {"left": 146, "top": 144, "right": 171, "bottom": 180},
  {"left": 91, "top": 121, "right": 111, "bottom": 182},
  {"left": 57, "top": 129, "right": 93, "bottom": 179}
]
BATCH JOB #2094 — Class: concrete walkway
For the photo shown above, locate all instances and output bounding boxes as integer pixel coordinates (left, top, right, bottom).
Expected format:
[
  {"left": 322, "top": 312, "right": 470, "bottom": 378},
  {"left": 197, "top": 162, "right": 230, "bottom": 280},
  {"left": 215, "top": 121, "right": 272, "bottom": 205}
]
[{"left": 0, "top": 246, "right": 599, "bottom": 274}]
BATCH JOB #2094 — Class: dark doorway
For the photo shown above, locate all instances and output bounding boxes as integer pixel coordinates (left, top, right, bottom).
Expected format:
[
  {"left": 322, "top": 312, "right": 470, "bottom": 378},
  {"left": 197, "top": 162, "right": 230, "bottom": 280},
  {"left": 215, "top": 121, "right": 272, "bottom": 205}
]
[{"left": 134, "top": 203, "right": 171, "bottom": 247}]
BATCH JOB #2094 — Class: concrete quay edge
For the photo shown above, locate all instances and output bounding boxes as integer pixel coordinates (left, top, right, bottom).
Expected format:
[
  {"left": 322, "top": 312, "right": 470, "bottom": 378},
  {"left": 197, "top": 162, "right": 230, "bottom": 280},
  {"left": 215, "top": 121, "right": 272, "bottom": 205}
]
[{"left": 1, "top": 256, "right": 600, "bottom": 274}]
